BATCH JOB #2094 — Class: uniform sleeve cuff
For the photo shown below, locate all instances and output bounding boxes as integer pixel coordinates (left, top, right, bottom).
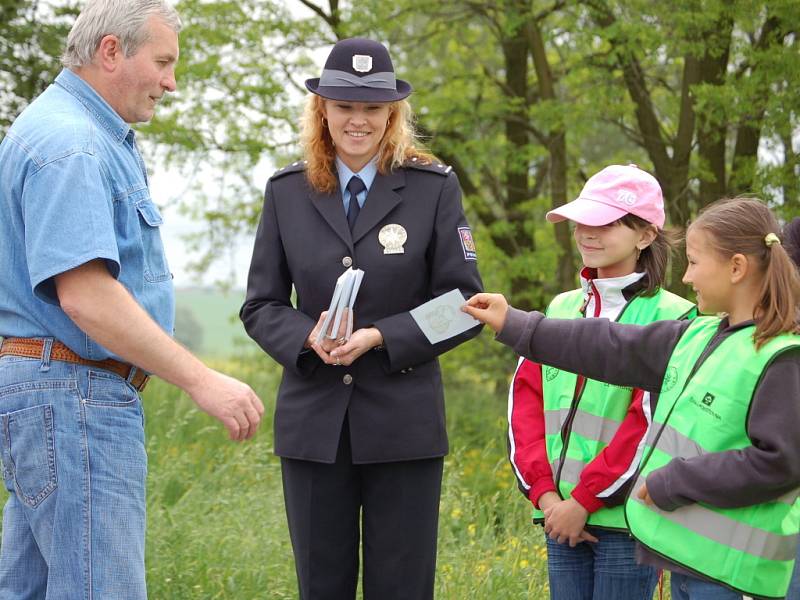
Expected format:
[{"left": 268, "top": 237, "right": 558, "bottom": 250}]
[
  {"left": 530, "top": 481, "right": 557, "bottom": 509},
  {"left": 571, "top": 484, "right": 605, "bottom": 514}
]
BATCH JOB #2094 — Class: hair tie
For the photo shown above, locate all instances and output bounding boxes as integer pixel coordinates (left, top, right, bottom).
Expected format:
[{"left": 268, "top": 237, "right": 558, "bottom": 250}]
[{"left": 764, "top": 232, "right": 781, "bottom": 248}]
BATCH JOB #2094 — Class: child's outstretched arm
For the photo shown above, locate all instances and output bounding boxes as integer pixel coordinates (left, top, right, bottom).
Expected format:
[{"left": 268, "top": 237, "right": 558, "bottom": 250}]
[{"left": 465, "top": 293, "right": 690, "bottom": 394}]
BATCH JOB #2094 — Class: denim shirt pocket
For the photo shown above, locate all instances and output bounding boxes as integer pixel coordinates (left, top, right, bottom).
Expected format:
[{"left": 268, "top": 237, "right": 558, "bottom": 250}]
[{"left": 133, "top": 194, "right": 171, "bottom": 283}]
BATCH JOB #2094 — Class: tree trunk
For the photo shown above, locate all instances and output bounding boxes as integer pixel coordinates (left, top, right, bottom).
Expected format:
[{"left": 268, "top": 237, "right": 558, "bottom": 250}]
[
  {"left": 728, "top": 15, "right": 783, "bottom": 196},
  {"left": 502, "top": 7, "right": 534, "bottom": 309},
  {"left": 527, "top": 16, "right": 574, "bottom": 296}
]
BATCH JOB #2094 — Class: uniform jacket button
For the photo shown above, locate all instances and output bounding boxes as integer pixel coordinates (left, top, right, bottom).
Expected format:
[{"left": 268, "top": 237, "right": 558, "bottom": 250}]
[
  {"left": 342, "top": 256, "right": 353, "bottom": 267},
  {"left": 343, "top": 374, "right": 353, "bottom": 385}
]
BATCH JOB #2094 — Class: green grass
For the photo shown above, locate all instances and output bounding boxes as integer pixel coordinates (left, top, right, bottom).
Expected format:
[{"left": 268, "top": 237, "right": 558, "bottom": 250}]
[
  {"left": 138, "top": 354, "right": 552, "bottom": 598},
  {"left": 0, "top": 350, "right": 672, "bottom": 598}
]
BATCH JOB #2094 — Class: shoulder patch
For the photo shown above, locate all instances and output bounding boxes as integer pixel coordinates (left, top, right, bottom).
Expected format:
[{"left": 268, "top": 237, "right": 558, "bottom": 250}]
[
  {"left": 404, "top": 157, "right": 453, "bottom": 176},
  {"left": 458, "top": 226, "right": 477, "bottom": 261},
  {"left": 270, "top": 160, "right": 307, "bottom": 181}
]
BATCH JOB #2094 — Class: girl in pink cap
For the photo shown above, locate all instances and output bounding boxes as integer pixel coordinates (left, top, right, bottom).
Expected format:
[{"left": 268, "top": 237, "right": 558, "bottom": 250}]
[{"left": 505, "top": 164, "right": 694, "bottom": 600}]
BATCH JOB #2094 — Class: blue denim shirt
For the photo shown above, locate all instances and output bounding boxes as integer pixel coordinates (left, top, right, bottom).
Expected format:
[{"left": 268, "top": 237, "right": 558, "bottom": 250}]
[{"left": 0, "top": 69, "right": 175, "bottom": 360}]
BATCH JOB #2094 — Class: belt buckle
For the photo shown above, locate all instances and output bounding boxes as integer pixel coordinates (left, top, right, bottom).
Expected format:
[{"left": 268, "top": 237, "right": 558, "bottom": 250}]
[{"left": 127, "top": 366, "right": 149, "bottom": 392}]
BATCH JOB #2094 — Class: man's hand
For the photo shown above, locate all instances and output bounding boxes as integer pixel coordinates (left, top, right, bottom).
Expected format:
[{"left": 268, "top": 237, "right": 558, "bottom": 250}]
[
  {"left": 543, "top": 497, "right": 599, "bottom": 547},
  {"left": 462, "top": 293, "right": 509, "bottom": 333},
  {"left": 187, "top": 369, "right": 265, "bottom": 441},
  {"left": 55, "top": 259, "right": 266, "bottom": 442}
]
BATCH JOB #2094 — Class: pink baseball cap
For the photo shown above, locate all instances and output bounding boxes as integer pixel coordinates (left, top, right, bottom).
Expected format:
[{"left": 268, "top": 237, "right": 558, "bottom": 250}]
[{"left": 546, "top": 164, "right": 665, "bottom": 228}]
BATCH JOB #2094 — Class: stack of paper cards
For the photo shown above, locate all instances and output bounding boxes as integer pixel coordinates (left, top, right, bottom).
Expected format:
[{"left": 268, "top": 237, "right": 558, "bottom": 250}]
[
  {"left": 316, "top": 268, "right": 365, "bottom": 344},
  {"left": 410, "top": 288, "right": 481, "bottom": 344}
]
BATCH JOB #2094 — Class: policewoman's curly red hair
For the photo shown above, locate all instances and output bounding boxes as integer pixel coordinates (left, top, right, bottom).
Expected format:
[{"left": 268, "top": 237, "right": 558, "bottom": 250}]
[{"left": 300, "top": 94, "right": 435, "bottom": 194}]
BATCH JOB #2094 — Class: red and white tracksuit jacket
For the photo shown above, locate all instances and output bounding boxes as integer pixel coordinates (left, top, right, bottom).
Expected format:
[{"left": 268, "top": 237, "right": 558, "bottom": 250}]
[{"left": 507, "top": 269, "right": 653, "bottom": 513}]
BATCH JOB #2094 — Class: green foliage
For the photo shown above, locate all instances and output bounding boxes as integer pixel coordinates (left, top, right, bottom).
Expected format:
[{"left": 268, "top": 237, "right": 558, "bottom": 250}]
[
  {"left": 0, "top": 0, "right": 800, "bottom": 292},
  {"left": 0, "top": 0, "right": 78, "bottom": 133}
]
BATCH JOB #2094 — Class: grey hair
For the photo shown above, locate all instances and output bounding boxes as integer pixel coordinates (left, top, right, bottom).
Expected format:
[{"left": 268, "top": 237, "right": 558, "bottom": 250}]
[{"left": 61, "top": 0, "right": 181, "bottom": 69}]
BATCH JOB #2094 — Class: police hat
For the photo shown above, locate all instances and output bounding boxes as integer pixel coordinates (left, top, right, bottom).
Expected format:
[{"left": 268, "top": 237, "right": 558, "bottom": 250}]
[{"left": 305, "top": 38, "right": 412, "bottom": 102}]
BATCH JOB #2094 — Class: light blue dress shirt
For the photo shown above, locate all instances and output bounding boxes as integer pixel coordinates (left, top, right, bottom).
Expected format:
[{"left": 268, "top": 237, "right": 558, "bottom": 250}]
[
  {"left": 335, "top": 155, "right": 378, "bottom": 214},
  {"left": 0, "top": 69, "right": 175, "bottom": 360}
]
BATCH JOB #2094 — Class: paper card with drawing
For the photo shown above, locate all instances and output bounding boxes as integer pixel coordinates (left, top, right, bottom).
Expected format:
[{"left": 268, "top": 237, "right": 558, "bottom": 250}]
[{"left": 410, "top": 288, "right": 480, "bottom": 344}]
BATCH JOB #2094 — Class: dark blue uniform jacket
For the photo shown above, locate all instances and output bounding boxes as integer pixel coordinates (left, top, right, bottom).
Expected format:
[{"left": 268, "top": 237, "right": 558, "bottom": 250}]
[{"left": 241, "top": 160, "right": 483, "bottom": 463}]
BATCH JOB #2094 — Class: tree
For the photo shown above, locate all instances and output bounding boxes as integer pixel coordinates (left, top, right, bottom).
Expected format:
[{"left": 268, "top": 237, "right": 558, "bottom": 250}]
[
  {"left": 584, "top": 0, "right": 800, "bottom": 286},
  {"left": 0, "top": 0, "right": 78, "bottom": 134},
  {"left": 128, "top": 0, "right": 800, "bottom": 301}
]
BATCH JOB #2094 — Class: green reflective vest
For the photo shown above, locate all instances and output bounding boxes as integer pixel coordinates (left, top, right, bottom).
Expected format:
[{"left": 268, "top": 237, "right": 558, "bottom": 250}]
[
  {"left": 534, "top": 287, "right": 695, "bottom": 529},
  {"left": 625, "top": 317, "right": 800, "bottom": 599}
]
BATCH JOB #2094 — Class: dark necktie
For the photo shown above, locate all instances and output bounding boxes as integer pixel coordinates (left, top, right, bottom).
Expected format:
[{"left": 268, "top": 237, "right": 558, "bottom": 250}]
[{"left": 346, "top": 176, "right": 366, "bottom": 231}]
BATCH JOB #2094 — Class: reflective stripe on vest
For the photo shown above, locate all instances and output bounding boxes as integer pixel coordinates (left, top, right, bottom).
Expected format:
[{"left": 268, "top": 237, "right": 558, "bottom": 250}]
[
  {"left": 544, "top": 408, "right": 622, "bottom": 446},
  {"left": 625, "top": 317, "right": 800, "bottom": 598},
  {"left": 533, "top": 287, "right": 695, "bottom": 528},
  {"left": 630, "top": 477, "right": 798, "bottom": 561}
]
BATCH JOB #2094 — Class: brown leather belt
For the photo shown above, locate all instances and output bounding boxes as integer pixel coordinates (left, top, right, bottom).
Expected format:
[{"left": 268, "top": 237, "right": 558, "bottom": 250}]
[{"left": 0, "top": 338, "right": 149, "bottom": 391}]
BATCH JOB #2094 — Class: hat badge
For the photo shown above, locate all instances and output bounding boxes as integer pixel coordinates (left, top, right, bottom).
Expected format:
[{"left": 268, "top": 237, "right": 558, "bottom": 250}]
[{"left": 352, "top": 54, "right": 373, "bottom": 73}]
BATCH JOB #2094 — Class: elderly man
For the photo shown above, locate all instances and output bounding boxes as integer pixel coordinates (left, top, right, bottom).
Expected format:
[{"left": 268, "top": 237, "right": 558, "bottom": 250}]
[{"left": 0, "top": 1, "right": 263, "bottom": 597}]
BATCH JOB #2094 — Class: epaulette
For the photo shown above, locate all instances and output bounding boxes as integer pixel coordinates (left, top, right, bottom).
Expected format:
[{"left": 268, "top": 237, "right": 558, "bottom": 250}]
[
  {"left": 270, "top": 160, "right": 307, "bottom": 181},
  {"left": 404, "top": 157, "right": 453, "bottom": 176}
]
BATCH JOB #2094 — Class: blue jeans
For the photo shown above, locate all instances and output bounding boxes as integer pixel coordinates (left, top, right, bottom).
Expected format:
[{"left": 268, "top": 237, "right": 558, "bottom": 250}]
[
  {"left": 669, "top": 573, "right": 742, "bottom": 600},
  {"left": 0, "top": 351, "right": 147, "bottom": 599},
  {"left": 546, "top": 527, "right": 658, "bottom": 600}
]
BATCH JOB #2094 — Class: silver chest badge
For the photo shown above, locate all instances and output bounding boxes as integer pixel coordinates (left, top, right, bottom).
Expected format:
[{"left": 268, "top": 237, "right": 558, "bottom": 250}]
[
  {"left": 378, "top": 224, "right": 407, "bottom": 254},
  {"left": 352, "top": 54, "right": 373, "bottom": 73}
]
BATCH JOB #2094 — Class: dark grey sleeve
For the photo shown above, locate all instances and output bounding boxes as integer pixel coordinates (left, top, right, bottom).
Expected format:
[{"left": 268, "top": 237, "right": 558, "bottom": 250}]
[
  {"left": 497, "top": 307, "right": 688, "bottom": 393},
  {"left": 647, "top": 350, "right": 800, "bottom": 510}
]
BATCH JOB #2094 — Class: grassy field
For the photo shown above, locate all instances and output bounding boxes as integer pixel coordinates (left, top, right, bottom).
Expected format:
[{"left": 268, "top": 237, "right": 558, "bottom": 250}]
[
  {"left": 140, "top": 352, "right": 554, "bottom": 598},
  {"left": 0, "top": 343, "right": 674, "bottom": 598}
]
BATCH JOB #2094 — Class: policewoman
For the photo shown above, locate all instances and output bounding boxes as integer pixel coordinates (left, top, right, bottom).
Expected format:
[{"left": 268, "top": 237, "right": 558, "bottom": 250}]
[{"left": 240, "top": 38, "right": 483, "bottom": 599}]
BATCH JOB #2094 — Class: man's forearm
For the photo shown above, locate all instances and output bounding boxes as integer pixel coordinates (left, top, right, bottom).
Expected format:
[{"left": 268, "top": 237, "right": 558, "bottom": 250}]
[{"left": 56, "top": 260, "right": 206, "bottom": 394}]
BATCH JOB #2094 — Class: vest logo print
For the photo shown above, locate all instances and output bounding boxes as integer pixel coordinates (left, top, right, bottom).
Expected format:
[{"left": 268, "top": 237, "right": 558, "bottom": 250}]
[
  {"left": 689, "top": 394, "right": 721, "bottom": 420},
  {"left": 663, "top": 366, "right": 678, "bottom": 391},
  {"left": 545, "top": 366, "right": 559, "bottom": 382}
]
